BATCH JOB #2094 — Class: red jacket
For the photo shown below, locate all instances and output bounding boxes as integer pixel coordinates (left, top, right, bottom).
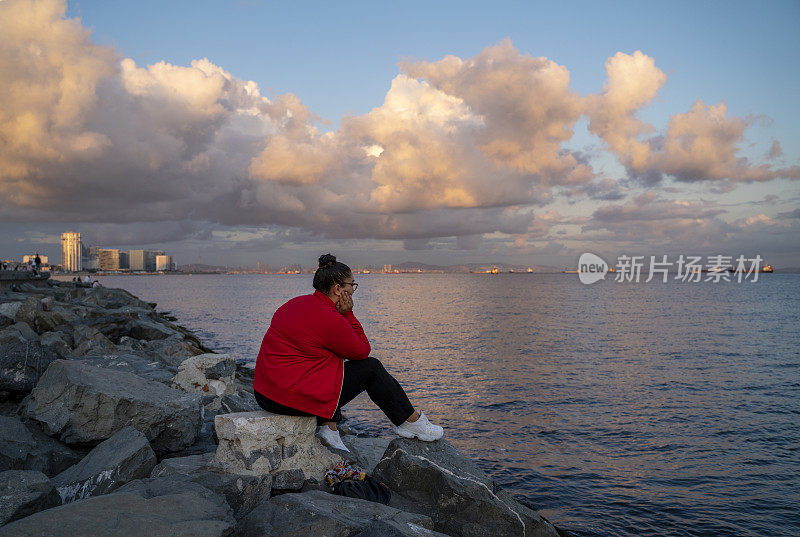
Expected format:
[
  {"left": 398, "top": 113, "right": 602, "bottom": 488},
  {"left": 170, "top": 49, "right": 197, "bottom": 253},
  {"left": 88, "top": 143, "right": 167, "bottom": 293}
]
[{"left": 253, "top": 290, "right": 371, "bottom": 418}]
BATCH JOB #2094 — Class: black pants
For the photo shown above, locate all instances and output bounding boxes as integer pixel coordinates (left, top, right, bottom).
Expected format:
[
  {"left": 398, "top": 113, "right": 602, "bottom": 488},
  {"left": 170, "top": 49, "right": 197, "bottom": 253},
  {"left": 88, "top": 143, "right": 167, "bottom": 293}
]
[{"left": 254, "top": 357, "right": 415, "bottom": 426}]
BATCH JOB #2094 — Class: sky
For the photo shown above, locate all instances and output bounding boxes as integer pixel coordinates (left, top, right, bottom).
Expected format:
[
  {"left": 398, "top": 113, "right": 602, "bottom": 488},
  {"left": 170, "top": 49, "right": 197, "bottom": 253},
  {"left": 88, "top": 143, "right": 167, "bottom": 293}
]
[{"left": 1, "top": 0, "right": 799, "bottom": 269}]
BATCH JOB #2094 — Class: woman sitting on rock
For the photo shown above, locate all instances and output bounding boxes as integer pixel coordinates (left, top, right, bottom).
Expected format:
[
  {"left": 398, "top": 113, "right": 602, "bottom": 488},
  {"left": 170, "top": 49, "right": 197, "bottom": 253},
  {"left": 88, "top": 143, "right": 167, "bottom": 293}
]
[{"left": 253, "top": 253, "right": 443, "bottom": 451}]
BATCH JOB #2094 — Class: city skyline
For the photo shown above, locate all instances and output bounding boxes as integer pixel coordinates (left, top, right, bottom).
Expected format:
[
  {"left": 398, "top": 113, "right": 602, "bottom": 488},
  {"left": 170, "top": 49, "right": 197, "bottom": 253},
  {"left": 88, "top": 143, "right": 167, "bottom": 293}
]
[{"left": 1, "top": 0, "right": 798, "bottom": 268}]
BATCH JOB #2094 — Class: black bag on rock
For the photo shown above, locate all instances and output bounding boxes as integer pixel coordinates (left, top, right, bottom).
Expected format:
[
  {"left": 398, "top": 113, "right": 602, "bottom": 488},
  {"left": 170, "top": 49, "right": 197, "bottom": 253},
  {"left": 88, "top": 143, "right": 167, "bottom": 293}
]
[{"left": 332, "top": 475, "right": 392, "bottom": 505}]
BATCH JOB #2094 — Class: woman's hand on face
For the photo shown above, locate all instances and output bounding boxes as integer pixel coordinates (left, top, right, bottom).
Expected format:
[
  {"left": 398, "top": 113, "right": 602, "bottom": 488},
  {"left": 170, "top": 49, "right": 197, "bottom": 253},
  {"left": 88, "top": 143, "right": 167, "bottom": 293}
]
[{"left": 336, "top": 290, "right": 353, "bottom": 314}]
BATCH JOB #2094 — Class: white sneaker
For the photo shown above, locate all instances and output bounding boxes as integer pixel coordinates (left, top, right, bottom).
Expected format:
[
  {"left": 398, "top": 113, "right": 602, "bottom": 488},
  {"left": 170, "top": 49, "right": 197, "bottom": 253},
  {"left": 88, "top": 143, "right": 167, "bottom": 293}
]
[
  {"left": 394, "top": 411, "right": 443, "bottom": 441},
  {"left": 316, "top": 425, "right": 350, "bottom": 452}
]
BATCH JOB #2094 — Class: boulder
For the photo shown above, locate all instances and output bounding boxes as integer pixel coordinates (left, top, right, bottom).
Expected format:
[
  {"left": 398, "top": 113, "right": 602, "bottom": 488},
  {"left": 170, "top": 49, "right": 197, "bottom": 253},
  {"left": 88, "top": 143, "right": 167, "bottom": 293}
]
[
  {"left": 72, "top": 325, "right": 117, "bottom": 356},
  {"left": 356, "top": 519, "right": 453, "bottom": 537},
  {"left": 81, "top": 312, "right": 139, "bottom": 342},
  {"left": 13, "top": 298, "right": 41, "bottom": 327},
  {"left": 0, "top": 415, "right": 82, "bottom": 476},
  {"left": 213, "top": 411, "right": 340, "bottom": 483},
  {"left": 79, "top": 287, "right": 153, "bottom": 311},
  {"left": 73, "top": 335, "right": 117, "bottom": 356},
  {"left": 40, "top": 296, "right": 53, "bottom": 311},
  {"left": 0, "top": 301, "right": 22, "bottom": 321},
  {"left": 342, "top": 435, "right": 392, "bottom": 475},
  {"left": 122, "top": 334, "right": 200, "bottom": 367},
  {"left": 39, "top": 331, "right": 72, "bottom": 359},
  {"left": 151, "top": 452, "right": 272, "bottom": 519},
  {"left": 0, "top": 325, "right": 58, "bottom": 394},
  {"left": 151, "top": 452, "right": 217, "bottom": 476},
  {"left": 5, "top": 321, "right": 38, "bottom": 342},
  {"left": 0, "top": 470, "right": 61, "bottom": 526},
  {"left": 234, "top": 490, "right": 434, "bottom": 537},
  {"left": 0, "top": 477, "right": 234, "bottom": 537},
  {"left": 219, "top": 390, "right": 260, "bottom": 414},
  {"left": 76, "top": 354, "right": 176, "bottom": 384},
  {"left": 71, "top": 324, "right": 103, "bottom": 347},
  {"left": 32, "top": 308, "right": 77, "bottom": 335},
  {"left": 125, "top": 318, "right": 178, "bottom": 341},
  {"left": 173, "top": 354, "right": 237, "bottom": 408},
  {"left": 373, "top": 439, "right": 559, "bottom": 537},
  {"left": 20, "top": 360, "right": 202, "bottom": 455},
  {"left": 52, "top": 426, "right": 156, "bottom": 503}
]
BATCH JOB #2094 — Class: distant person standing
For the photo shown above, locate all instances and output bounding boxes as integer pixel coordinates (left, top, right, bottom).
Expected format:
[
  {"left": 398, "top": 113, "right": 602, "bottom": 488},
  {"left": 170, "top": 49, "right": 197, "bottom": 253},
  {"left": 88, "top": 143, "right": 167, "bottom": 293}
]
[{"left": 34, "top": 254, "right": 41, "bottom": 270}]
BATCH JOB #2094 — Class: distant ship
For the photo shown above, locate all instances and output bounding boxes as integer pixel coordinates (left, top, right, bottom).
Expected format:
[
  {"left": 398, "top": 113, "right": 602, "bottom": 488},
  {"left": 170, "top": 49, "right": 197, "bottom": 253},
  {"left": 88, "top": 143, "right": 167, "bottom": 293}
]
[
  {"left": 724, "top": 263, "right": 773, "bottom": 273},
  {"left": 470, "top": 267, "right": 500, "bottom": 274}
]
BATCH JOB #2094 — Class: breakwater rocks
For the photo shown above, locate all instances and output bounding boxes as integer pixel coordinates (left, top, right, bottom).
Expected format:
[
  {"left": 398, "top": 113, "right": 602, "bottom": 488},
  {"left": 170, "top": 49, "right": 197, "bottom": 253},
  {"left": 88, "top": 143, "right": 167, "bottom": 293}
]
[{"left": 0, "top": 280, "right": 568, "bottom": 537}]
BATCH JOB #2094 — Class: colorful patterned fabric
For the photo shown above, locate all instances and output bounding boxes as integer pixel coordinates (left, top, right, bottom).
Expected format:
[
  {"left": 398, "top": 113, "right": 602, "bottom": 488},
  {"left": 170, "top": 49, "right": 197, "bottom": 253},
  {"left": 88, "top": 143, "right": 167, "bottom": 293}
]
[{"left": 324, "top": 461, "right": 366, "bottom": 487}]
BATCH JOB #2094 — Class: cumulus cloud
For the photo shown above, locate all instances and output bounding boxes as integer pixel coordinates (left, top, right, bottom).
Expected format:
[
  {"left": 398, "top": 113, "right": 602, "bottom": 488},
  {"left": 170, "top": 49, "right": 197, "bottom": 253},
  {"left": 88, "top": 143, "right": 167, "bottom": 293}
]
[
  {"left": 585, "top": 51, "right": 666, "bottom": 175},
  {"left": 401, "top": 39, "right": 592, "bottom": 185},
  {"left": 0, "top": 0, "right": 796, "bottom": 257},
  {"left": 586, "top": 51, "right": 800, "bottom": 185}
]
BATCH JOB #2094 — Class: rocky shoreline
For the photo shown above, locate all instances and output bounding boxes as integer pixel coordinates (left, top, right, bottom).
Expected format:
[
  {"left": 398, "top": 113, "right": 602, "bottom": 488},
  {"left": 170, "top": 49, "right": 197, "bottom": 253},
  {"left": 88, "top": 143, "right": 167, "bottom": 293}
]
[{"left": 0, "top": 274, "right": 571, "bottom": 537}]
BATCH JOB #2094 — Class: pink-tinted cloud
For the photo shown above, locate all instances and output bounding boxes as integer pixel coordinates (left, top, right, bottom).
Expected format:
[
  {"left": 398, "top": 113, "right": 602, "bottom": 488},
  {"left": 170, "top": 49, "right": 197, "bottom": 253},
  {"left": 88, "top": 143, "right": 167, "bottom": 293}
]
[{"left": 0, "top": 0, "right": 796, "bottom": 257}]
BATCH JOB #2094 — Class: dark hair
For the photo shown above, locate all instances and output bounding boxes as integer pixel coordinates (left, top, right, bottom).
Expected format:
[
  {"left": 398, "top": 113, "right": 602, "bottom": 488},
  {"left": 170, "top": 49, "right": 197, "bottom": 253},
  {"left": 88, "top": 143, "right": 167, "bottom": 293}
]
[{"left": 313, "top": 254, "right": 351, "bottom": 293}]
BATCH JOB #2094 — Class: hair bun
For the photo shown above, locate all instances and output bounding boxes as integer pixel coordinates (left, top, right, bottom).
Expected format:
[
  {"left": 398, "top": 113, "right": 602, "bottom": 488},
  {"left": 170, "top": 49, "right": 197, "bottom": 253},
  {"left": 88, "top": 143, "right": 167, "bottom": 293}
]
[{"left": 318, "top": 253, "right": 337, "bottom": 269}]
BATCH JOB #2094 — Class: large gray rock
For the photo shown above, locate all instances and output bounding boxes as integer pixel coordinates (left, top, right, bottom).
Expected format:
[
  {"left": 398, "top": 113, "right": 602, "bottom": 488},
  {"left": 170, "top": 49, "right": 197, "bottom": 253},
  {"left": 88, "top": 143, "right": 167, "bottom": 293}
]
[
  {"left": 12, "top": 297, "right": 41, "bottom": 327},
  {"left": 71, "top": 324, "right": 103, "bottom": 347},
  {"left": 0, "top": 470, "right": 61, "bottom": 526},
  {"left": 32, "top": 307, "right": 77, "bottom": 335},
  {"left": 0, "top": 325, "right": 58, "bottom": 394},
  {"left": 76, "top": 354, "right": 176, "bottom": 384},
  {"left": 374, "top": 439, "right": 559, "bottom": 537},
  {"left": 126, "top": 318, "right": 178, "bottom": 341},
  {"left": 0, "top": 415, "right": 82, "bottom": 476},
  {"left": 151, "top": 452, "right": 272, "bottom": 519},
  {"left": 52, "top": 426, "right": 156, "bottom": 503},
  {"left": 0, "top": 301, "right": 22, "bottom": 322},
  {"left": 82, "top": 311, "right": 142, "bottom": 342},
  {"left": 20, "top": 360, "right": 202, "bottom": 454},
  {"left": 72, "top": 325, "right": 117, "bottom": 356},
  {"left": 118, "top": 333, "right": 200, "bottom": 368},
  {"left": 213, "top": 412, "right": 340, "bottom": 483},
  {"left": 219, "top": 390, "right": 260, "bottom": 414},
  {"left": 234, "top": 490, "right": 434, "bottom": 537},
  {"left": 356, "top": 519, "right": 453, "bottom": 537},
  {"left": 173, "top": 354, "right": 237, "bottom": 410},
  {"left": 39, "top": 331, "right": 72, "bottom": 359},
  {"left": 0, "top": 477, "right": 234, "bottom": 537},
  {"left": 79, "top": 286, "right": 153, "bottom": 311},
  {"left": 342, "top": 435, "right": 392, "bottom": 475},
  {"left": 7, "top": 321, "right": 39, "bottom": 342}
]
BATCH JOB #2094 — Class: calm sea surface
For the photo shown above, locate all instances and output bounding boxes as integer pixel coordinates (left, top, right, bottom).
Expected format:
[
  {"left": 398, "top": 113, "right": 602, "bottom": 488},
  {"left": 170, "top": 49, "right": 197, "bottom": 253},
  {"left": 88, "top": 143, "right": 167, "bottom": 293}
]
[{"left": 94, "top": 273, "right": 799, "bottom": 537}]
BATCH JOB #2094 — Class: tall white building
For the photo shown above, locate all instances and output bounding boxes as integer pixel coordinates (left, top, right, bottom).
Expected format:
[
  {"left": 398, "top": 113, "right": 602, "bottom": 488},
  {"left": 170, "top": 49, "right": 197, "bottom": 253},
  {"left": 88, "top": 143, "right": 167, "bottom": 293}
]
[
  {"left": 61, "top": 232, "right": 81, "bottom": 272},
  {"left": 156, "top": 255, "right": 173, "bottom": 271}
]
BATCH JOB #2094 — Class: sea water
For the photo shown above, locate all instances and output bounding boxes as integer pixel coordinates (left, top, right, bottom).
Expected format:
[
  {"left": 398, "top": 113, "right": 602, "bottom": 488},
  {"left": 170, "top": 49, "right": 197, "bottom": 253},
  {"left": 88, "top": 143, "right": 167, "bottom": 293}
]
[{"left": 96, "top": 273, "right": 800, "bottom": 537}]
